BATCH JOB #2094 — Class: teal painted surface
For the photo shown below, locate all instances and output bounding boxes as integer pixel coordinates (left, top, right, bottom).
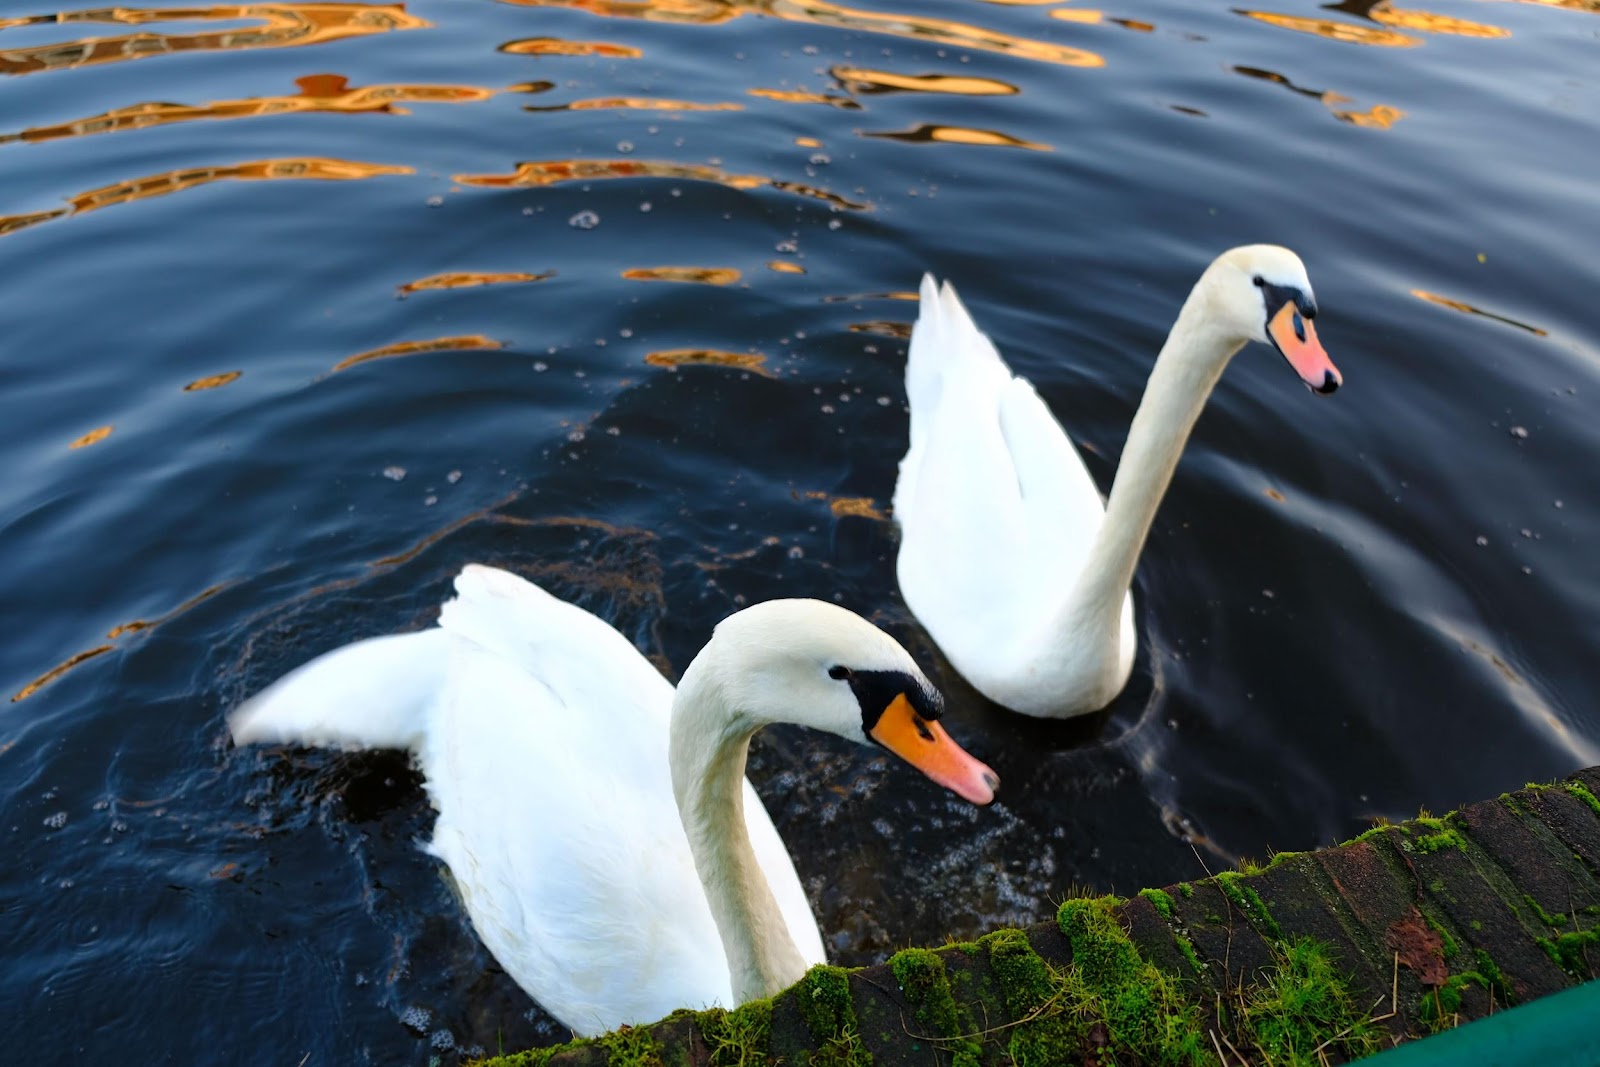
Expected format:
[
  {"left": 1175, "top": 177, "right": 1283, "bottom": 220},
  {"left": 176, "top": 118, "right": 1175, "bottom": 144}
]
[{"left": 1365, "top": 981, "right": 1600, "bottom": 1067}]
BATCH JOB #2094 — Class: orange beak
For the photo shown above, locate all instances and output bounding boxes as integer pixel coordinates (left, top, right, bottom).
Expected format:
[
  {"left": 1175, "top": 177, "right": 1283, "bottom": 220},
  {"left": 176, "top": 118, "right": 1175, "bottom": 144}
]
[
  {"left": 869, "top": 694, "right": 998, "bottom": 805},
  {"left": 1267, "top": 301, "right": 1340, "bottom": 395}
]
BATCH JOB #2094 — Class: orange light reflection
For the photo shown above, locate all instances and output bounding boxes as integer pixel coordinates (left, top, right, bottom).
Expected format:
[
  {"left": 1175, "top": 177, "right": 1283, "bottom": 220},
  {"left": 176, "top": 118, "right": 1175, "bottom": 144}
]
[{"left": 0, "top": 3, "right": 430, "bottom": 77}]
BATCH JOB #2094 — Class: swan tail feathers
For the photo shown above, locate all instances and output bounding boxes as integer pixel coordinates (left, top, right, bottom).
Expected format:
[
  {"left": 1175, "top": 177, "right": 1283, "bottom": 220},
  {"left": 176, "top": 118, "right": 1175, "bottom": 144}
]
[{"left": 228, "top": 628, "right": 449, "bottom": 753}]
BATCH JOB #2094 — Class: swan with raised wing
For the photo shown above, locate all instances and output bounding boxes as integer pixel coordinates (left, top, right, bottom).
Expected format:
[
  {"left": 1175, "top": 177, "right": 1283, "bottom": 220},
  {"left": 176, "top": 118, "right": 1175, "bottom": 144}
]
[
  {"left": 230, "top": 564, "right": 997, "bottom": 1034},
  {"left": 893, "top": 246, "right": 1339, "bottom": 718}
]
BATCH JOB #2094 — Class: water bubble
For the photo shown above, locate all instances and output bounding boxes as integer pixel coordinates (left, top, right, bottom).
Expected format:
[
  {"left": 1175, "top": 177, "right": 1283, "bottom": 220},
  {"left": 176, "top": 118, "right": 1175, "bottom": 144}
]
[
  {"left": 1510, "top": 425, "right": 1529, "bottom": 439},
  {"left": 447, "top": 470, "right": 462, "bottom": 484},
  {"left": 430, "top": 1031, "right": 456, "bottom": 1051},
  {"left": 775, "top": 240, "right": 798, "bottom": 253},
  {"left": 1522, "top": 565, "right": 1533, "bottom": 575},
  {"left": 382, "top": 466, "right": 406, "bottom": 482},
  {"left": 425, "top": 195, "right": 444, "bottom": 208},
  {"left": 827, "top": 219, "right": 842, "bottom": 230},
  {"left": 521, "top": 206, "right": 535, "bottom": 216},
  {"left": 399, "top": 1006, "right": 432, "bottom": 1034},
  {"left": 424, "top": 495, "right": 438, "bottom": 507},
  {"left": 1554, "top": 499, "right": 1564, "bottom": 509},
  {"left": 619, "top": 328, "right": 634, "bottom": 338},
  {"left": 876, "top": 396, "right": 892, "bottom": 406},
  {"left": 43, "top": 811, "right": 67, "bottom": 830},
  {"left": 639, "top": 201, "right": 652, "bottom": 212},
  {"left": 820, "top": 404, "right": 836, "bottom": 414},
  {"left": 617, "top": 140, "right": 634, "bottom": 153},
  {"left": 568, "top": 210, "right": 600, "bottom": 230},
  {"left": 533, "top": 361, "right": 549, "bottom": 372},
  {"left": 1475, "top": 535, "right": 1489, "bottom": 547},
  {"left": 809, "top": 153, "right": 831, "bottom": 165},
  {"left": 787, "top": 545, "right": 804, "bottom": 560},
  {"left": 670, "top": 187, "right": 683, "bottom": 197}
]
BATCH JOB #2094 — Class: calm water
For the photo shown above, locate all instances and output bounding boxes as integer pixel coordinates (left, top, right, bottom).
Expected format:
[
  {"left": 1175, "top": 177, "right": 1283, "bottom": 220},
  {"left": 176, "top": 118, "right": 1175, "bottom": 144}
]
[{"left": 3, "top": 0, "right": 1597, "bottom": 1059}]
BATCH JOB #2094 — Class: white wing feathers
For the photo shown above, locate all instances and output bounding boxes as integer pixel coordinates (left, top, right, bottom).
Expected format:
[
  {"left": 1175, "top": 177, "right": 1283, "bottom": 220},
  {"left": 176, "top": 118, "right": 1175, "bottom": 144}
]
[{"left": 227, "top": 628, "right": 448, "bottom": 753}]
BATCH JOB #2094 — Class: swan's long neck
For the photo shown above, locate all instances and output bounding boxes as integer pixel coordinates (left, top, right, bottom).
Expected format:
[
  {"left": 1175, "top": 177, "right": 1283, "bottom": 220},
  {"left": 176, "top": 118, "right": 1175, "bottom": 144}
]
[
  {"left": 1057, "top": 284, "right": 1245, "bottom": 661},
  {"left": 669, "top": 657, "right": 809, "bottom": 1005}
]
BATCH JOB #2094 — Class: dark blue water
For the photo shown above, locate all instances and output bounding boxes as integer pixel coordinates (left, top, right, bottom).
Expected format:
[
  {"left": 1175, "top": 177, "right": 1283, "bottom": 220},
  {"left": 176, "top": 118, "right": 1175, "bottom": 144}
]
[{"left": 3, "top": 0, "right": 1597, "bottom": 1060}]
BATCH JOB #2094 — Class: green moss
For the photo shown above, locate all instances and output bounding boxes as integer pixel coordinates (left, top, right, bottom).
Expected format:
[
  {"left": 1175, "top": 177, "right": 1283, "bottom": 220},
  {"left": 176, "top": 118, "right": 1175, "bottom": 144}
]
[
  {"left": 794, "top": 966, "right": 871, "bottom": 1067},
  {"left": 700, "top": 999, "right": 773, "bottom": 1067},
  {"left": 1415, "top": 829, "right": 1466, "bottom": 854},
  {"left": 1523, "top": 894, "right": 1570, "bottom": 927},
  {"left": 981, "top": 927, "right": 1083, "bottom": 1067},
  {"left": 1056, "top": 897, "right": 1210, "bottom": 1066},
  {"left": 1215, "top": 871, "right": 1283, "bottom": 938},
  {"left": 1536, "top": 928, "right": 1599, "bottom": 977},
  {"left": 1473, "top": 948, "right": 1514, "bottom": 1007},
  {"left": 1564, "top": 781, "right": 1600, "bottom": 818},
  {"left": 888, "top": 948, "right": 980, "bottom": 1067},
  {"left": 1239, "top": 938, "right": 1382, "bottom": 1064},
  {"left": 1174, "top": 931, "right": 1204, "bottom": 975},
  {"left": 1267, "top": 850, "right": 1305, "bottom": 870},
  {"left": 1238, "top": 857, "right": 1267, "bottom": 876},
  {"left": 476, "top": 1024, "right": 663, "bottom": 1067},
  {"left": 1340, "top": 822, "right": 1393, "bottom": 848},
  {"left": 1177, "top": 882, "right": 1194, "bottom": 899},
  {"left": 1423, "top": 914, "right": 1459, "bottom": 959},
  {"left": 1140, "top": 887, "right": 1175, "bottom": 920}
]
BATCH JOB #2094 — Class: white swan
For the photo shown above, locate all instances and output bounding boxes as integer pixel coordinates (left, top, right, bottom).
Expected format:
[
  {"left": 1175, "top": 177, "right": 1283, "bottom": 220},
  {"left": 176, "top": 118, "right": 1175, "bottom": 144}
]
[
  {"left": 893, "top": 245, "right": 1340, "bottom": 719},
  {"left": 229, "top": 564, "right": 997, "bottom": 1035}
]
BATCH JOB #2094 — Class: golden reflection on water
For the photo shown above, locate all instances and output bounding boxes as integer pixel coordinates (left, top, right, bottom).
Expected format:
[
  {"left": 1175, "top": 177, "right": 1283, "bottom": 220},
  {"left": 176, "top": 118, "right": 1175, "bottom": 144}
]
[
  {"left": 12, "top": 582, "right": 228, "bottom": 702},
  {"left": 1236, "top": 10, "right": 1420, "bottom": 45},
  {"left": 622, "top": 267, "right": 742, "bottom": 284},
  {"left": 1411, "top": 290, "right": 1548, "bottom": 335},
  {"left": 68, "top": 425, "right": 113, "bottom": 449},
  {"left": 1333, "top": 103, "right": 1405, "bottom": 128},
  {"left": 1233, "top": 66, "right": 1405, "bottom": 129},
  {"left": 495, "top": 0, "right": 1103, "bottom": 67},
  {"left": 398, "top": 270, "right": 553, "bottom": 294},
  {"left": 332, "top": 334, "right": 503, "bottom": 371},
  {"left": 0, "top": 3, "right": 429, "bottom": 77},
  {"left": 1048, "top": 7, "right": 1102, "bottom": 23},
  {"left": 0, "top": 74, "right": 497, "bottom": 146},
  {"left": 526, "top": 97, "right": 741, "bottom": 111},
  {"left": 184, "top": 371, "right": 243, "bottom": 391},
  {"left": 498, "top": 35, "right": 643, "bottom": 56},
  {"left": 798, "top": 490, "right": 888, "bottom": 520},
  {"left": 830, "top": 66, "right": 1018, "bottom": 95},
  {"left": 767, "top": 260, "right": 805, "bottom": 274},
  {"left": 644, "top": 348, "right": 771, "bottom": 374},
  {"left": 453, "top": 158, "right": 871, "bottom": 211},
  {"left": 864, "top": 124, "right": 1049, "bottom": 150},
  {"left": 748, "top": 88, "right": 860, "bottom": 109},
  {"left": 1324, "top": 0, "right": 1509, "bottom": 36},
  {"left": 849, "top": 320, "right": 912, "bottom": 339},
  {"left": 0, "top": 157, "right": 413, "bottom": 238}
]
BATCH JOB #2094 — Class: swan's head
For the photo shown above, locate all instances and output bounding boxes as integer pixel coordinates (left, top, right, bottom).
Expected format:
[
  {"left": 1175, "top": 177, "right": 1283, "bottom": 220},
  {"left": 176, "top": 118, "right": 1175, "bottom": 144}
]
[
  {"left": 1208, "top": 245, "right": 1341, "bottom": 395},
  {"left": 699, "top": 599, "right": 998, "bottom": 805}
]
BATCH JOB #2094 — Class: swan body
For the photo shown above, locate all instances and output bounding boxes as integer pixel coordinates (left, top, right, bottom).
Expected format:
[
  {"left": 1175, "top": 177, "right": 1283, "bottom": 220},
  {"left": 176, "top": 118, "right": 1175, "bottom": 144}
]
[
  {"left": 230, "top": 564, "right": 996, "bottom": 1035},
  {"left": 894, "top": 246, "right": 1339, "bottom": 719}
]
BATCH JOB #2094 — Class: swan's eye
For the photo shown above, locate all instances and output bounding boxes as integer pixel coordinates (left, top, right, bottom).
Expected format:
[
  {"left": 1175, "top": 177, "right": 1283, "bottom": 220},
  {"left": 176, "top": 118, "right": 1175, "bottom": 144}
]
[
  {"left": 1252, "top": 275, "right": 1265, "bottom": 287},
  {"left": 828, "top": 665, "right": 852, "bottom": 681}
]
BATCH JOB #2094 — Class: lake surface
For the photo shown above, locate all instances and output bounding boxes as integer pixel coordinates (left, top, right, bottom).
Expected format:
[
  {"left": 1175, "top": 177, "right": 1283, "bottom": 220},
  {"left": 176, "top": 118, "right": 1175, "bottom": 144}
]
[{"left": 2, "top": 0, "right": 1597, "bottom": 1060}]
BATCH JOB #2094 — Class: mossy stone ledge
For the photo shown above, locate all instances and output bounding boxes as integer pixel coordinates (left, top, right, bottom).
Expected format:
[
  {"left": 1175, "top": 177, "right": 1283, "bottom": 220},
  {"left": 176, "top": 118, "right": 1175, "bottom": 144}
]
[{"left": 477, "top": 768, "right": 1600, "bottom": 1066}]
